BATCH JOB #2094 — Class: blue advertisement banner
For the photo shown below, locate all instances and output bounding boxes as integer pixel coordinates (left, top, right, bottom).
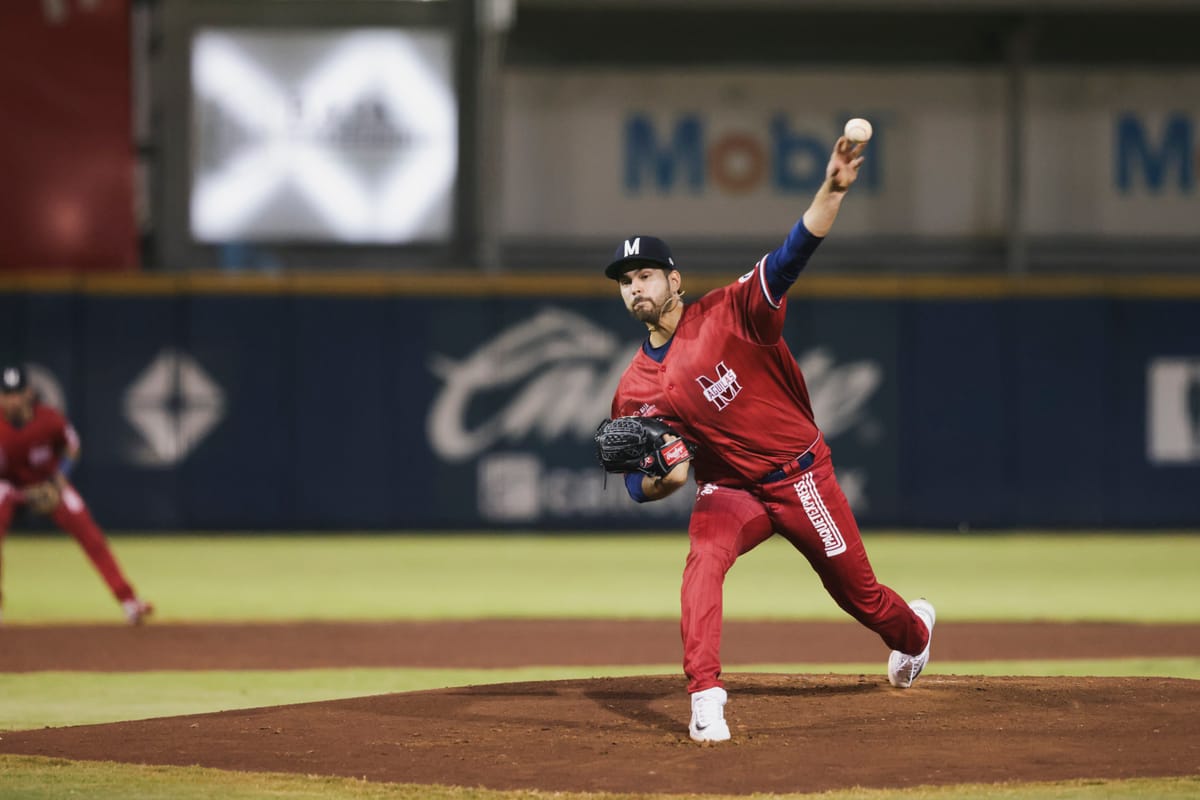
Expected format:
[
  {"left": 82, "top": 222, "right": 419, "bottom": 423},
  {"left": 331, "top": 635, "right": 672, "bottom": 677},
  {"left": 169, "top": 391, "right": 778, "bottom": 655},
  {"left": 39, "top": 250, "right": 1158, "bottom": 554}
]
[{"left": 1, "top": 287, "right": 1198, "bottom": 530}]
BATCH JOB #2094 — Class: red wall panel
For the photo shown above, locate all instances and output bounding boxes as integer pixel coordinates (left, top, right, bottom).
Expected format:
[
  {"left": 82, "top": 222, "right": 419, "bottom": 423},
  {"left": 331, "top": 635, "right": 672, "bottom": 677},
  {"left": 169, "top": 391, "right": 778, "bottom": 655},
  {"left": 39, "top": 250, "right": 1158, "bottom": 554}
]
[{"left": 0, "top": 0, "right": 136, "bottom": 270}]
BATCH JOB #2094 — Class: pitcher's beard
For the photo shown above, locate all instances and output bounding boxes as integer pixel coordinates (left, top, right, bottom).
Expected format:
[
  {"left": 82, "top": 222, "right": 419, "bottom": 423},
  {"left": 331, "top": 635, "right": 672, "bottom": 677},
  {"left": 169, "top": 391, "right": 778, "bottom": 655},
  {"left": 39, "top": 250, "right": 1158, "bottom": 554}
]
[
  {"left": 630, "top": 299, "right": 661, "bottom": 325},
  {"left": 630, "top": 294, "right": 677, "bottom": 325}
]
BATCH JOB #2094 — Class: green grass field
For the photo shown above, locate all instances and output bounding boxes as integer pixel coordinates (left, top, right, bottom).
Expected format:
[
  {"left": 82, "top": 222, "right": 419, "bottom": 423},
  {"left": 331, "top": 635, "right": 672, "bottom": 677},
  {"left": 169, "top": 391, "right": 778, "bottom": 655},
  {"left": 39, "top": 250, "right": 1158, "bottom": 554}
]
[
  {"left": 1, "top": 531, "right": 1198, "bottom": 800},
  {"left": 5, "top": 532, "right": 1199, "bottom": 623}
]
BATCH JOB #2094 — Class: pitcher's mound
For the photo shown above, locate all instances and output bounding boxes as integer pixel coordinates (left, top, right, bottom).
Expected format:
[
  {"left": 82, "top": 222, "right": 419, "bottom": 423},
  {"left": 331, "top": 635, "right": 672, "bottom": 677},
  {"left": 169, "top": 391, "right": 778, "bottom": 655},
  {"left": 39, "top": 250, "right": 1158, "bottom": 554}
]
[{"left": 2, "top": 673, "right": 1198, "bottom": 794}]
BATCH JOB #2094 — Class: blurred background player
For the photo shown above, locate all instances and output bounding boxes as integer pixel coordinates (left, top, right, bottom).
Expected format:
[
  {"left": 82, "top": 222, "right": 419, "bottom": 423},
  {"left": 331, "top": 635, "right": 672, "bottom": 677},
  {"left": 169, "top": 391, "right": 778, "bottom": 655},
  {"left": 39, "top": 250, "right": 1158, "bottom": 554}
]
[
  {"left": 604, "top": 135, "right": 933, "bottom": 743},
  {"left": 0, "top": 364, "right": 152, "bottom": 624}
]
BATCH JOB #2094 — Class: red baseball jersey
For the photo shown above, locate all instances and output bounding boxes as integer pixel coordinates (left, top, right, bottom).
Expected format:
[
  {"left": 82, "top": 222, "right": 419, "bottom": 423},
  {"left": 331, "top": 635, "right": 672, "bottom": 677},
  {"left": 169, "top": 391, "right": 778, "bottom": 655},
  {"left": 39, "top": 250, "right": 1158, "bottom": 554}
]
[
  {"left": 0, "top": 404, "right": 78, "bottom": 486},
  {"left": 611, "top": 258, "right": 826, "bottom": 486}
]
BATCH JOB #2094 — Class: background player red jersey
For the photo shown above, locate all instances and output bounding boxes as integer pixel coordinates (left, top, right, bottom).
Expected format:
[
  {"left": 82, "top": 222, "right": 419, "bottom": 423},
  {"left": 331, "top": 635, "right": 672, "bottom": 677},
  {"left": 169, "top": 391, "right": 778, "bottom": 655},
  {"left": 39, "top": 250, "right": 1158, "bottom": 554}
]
[{"left": 0, "top": 403, "right": 78, "bottom": 485}]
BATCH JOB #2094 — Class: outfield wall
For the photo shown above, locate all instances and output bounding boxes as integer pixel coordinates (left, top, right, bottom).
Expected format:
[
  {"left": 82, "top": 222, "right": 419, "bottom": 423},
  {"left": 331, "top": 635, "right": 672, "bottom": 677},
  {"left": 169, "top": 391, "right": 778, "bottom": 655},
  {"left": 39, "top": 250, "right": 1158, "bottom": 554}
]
[{"left": 2, "top": 275, "right": 1199, "bottom": 530}]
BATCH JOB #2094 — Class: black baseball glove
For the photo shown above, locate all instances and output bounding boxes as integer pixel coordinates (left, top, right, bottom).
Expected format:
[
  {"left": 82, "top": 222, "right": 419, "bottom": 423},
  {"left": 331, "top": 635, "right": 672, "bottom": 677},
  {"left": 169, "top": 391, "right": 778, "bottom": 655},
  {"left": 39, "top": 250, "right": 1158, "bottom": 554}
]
[{"left": 594, "top": 416, "right": 696, "bottom": 478}]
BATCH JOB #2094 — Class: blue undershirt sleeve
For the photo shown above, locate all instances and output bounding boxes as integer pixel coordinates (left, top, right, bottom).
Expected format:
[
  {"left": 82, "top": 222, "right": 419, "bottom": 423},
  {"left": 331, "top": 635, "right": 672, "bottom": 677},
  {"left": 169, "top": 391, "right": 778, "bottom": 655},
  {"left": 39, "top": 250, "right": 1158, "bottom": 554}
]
[
  {"left": 624, "top": 471, "right": 649, "bottom": 503},
  {"left": 763, "top": 217, "right": 824, "bottom": 303}
]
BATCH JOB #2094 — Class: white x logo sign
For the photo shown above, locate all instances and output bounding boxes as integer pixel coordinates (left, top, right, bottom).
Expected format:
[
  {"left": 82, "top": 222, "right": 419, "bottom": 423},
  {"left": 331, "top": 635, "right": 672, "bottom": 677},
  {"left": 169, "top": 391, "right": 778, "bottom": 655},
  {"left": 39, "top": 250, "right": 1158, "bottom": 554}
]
[{"left": 191, "top": 29, "right": 457, "bottom": 243}]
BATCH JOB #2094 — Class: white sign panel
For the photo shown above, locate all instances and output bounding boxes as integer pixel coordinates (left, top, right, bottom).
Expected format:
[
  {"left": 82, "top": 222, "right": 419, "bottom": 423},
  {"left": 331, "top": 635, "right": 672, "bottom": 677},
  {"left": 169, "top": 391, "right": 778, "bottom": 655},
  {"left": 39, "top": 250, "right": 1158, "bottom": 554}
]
[
  {"left": 1147, "top": 357, "right": 1200, "bottom": 465},
  {"left": 501, "top": 69, "right": 1006, "bottom": 238},
  {"left": 501, "top": 69, "right": 1199, "bottom": 239},
  {"left": 191, "top": 29, "right": 456, "bottom": 243},
  {"left": 1025, "top": 70, "right": 1199, "bottom": 235}
]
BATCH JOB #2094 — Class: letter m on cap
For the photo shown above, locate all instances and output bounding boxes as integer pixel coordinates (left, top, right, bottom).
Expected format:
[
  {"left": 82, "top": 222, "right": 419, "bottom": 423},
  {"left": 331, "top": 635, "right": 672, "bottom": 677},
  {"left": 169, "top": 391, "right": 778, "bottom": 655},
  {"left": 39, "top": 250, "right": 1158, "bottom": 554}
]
[{"left": 624, "top": 238, "right": 641, "bottom": 257}]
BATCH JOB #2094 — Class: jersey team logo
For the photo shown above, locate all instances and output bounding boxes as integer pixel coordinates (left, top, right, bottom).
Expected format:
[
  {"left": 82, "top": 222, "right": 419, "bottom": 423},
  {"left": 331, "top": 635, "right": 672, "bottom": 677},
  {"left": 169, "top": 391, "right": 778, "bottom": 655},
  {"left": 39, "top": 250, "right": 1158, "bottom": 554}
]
[{"left": 696, "top": 361, "right": 742, "bottom": 410}]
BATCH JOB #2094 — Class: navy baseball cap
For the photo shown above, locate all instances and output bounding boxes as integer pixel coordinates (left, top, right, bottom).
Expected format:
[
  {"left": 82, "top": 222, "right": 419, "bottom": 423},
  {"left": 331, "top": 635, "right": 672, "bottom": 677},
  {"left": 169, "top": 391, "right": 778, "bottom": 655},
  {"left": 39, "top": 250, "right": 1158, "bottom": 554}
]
[
  {"left": 1, "top": 365, "right": 28, "bottom": 393},
  {"left": 604, "top": 235, "right": 676, "bottom": 280}
]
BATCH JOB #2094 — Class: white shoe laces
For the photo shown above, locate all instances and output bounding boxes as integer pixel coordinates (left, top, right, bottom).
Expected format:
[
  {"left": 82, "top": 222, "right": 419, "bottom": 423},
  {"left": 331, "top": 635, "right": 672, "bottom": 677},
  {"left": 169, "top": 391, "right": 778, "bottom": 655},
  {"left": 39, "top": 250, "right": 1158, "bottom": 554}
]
[
  {"left": 903, "top": 608, "right": 934, "bottom": 679},
  {"left": 890, "top": 602, "right": 934, "bottom": 687}
]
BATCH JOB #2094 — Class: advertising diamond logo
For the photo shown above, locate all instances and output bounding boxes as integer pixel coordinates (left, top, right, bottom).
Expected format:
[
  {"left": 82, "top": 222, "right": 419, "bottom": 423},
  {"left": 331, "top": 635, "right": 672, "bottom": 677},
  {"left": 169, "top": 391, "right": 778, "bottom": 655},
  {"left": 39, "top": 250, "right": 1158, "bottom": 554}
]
[{"left": 123, "top": 349, "right": 225, "bottom": 467}]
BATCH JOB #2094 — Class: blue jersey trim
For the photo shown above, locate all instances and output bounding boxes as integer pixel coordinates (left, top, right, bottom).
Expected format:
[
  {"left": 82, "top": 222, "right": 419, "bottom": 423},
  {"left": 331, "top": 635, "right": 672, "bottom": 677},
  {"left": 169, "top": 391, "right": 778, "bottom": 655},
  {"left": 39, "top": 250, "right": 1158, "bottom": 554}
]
[
  {"left": 763, "top": 218, "right": 823, "bottom": 304},
  {"left": 624, "top": 471, "right": 649, "bottom": 503},
  {"left": 642, "top": 337, "right": 672, "bottom": 363}
]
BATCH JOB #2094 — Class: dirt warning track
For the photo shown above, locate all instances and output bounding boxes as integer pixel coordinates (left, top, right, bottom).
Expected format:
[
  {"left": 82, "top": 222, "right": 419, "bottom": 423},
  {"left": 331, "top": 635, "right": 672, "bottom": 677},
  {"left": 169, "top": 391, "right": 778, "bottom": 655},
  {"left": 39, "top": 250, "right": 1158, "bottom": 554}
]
[{"left": 2, "top": 619, "right": 1198, "bottom": 671}]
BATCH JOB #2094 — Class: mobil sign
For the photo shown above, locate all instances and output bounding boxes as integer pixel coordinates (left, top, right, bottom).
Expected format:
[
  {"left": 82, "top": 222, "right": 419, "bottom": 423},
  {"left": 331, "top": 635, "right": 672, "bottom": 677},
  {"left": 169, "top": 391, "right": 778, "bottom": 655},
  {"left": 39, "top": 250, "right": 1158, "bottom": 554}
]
[{"left": 623, "top": 113, "right": 883, "bottom": 196}]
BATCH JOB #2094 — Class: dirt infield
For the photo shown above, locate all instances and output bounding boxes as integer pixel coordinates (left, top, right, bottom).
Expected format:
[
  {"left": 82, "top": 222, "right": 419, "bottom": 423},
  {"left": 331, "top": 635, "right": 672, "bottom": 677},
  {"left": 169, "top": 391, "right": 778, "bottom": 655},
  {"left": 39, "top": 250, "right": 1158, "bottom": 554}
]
[{"left": 1, "top": 621, "right": 1199, "bottom": 794}]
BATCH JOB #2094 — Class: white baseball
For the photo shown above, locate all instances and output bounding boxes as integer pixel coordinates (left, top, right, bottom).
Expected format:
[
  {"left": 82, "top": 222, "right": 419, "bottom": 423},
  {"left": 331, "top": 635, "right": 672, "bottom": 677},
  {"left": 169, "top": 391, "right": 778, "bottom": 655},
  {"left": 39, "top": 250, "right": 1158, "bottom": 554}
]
[{"left": 844, "top": 118, "right": 873, "bottom": 143}]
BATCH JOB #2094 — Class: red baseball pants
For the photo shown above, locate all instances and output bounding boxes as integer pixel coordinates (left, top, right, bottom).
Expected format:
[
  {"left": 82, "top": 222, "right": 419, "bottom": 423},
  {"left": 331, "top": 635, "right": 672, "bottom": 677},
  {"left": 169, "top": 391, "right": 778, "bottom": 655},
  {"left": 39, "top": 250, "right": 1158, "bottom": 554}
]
[
  {"left": 680, "top": 455, "right": 929, "bottom": 694},
  {"left": 53, "top": 485, "right": 137, "bottom": 602},
  {"left": 0, "top": 482, "right": 136, "bottom": 609}
]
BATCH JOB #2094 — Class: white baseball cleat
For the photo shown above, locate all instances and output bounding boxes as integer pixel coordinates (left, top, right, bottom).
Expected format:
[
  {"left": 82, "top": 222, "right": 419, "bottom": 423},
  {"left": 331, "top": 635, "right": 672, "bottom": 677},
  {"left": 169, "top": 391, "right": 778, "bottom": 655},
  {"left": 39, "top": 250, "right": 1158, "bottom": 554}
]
[
  {"left": 888, "top": 598, "right": 936, "bottom": 688},
  {"left": 122, "top": 598, "right": 154, "bottom": 625},
  {"left": 689, "top": 686, "right": 731, "bottom": 743}
]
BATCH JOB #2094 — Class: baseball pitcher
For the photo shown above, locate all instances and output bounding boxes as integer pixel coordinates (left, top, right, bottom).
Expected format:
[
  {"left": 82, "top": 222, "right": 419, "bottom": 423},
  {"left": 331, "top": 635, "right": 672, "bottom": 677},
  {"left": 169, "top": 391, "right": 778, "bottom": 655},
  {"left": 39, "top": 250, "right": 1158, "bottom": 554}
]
[{"left": 594, "top": 133, "right": 934, "bottom": 743}]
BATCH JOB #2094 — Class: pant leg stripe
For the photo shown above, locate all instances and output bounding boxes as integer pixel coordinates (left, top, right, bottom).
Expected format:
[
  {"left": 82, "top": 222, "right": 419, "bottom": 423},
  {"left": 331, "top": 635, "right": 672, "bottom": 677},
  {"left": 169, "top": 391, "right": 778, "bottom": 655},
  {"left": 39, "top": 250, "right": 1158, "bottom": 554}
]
[{"left": 802, "top": 472, "right": 847, "bottom": 557}]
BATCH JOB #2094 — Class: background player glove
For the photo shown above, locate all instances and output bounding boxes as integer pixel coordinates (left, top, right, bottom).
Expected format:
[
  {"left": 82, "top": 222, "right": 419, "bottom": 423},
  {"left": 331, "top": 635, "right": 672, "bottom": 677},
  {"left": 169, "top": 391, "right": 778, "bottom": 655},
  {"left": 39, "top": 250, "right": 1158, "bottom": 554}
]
[
  {"left": 594, "top": 416, "right": 696, "bottom": 478},
  {"left": 21, "top": 481, "right": 62, "bottom": 515}
]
